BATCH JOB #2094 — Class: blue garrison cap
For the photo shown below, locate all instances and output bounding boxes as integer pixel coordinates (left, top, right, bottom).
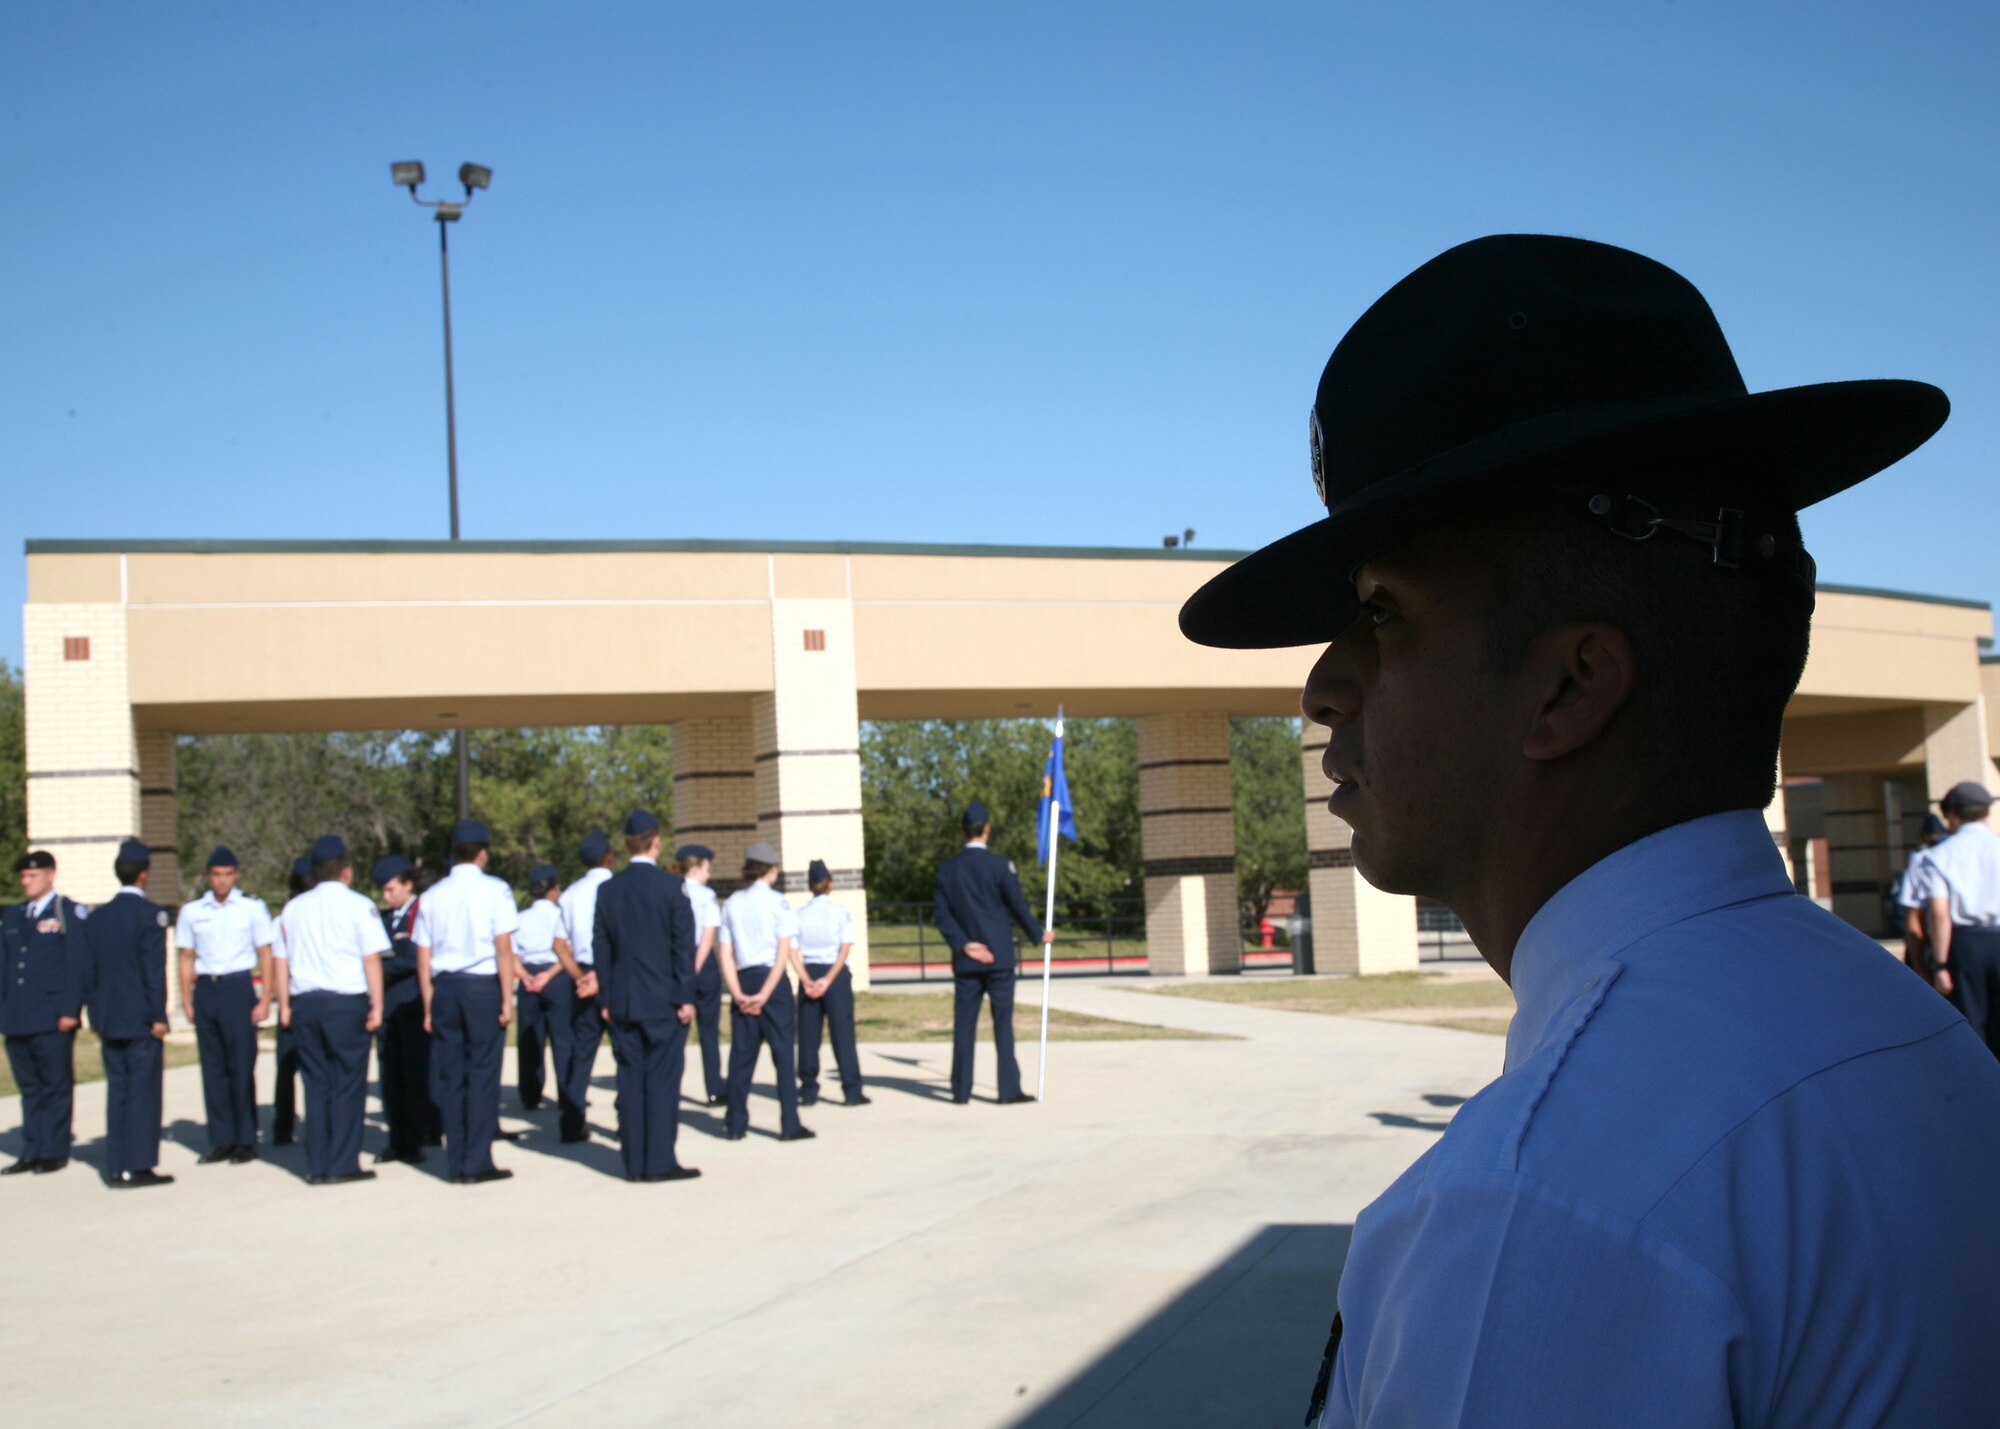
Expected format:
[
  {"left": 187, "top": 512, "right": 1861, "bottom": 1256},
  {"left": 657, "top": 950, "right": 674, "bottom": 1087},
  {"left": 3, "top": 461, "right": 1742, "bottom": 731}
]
[
  {"left": 675, "top": 843, "right": 714, "bottom": 864},
  {"left": 808, "top": 858, "right": 831, "bottom": 884},
  {"left": 530, "top": 862, "right": 559, "bottom": 887},
  {"left": 372, "top": 854, "right": 414, "bottom": 886},
  {"left": 310, "top": 834, "right": 347, "bottom": 864},
  {"left": 452, "top": 818, "right": 492, "bottom": 846},
  {"left": 116, "top": 838, "right": 151, "bottom": 868},
  {"left": 624, "top": 810, "right": 660, "bottom": 837},
  {"left": 292, "top": 856, "right": 311, "bottom": 881},
  {"left": 579, "top": 828, "right": 611, "bottom": 865},
  {"left": 962, "top": 799, "right": 991, "bottom": 831},
  {"left": 206, "top": 845, "right": 239, "bottom": 869}
]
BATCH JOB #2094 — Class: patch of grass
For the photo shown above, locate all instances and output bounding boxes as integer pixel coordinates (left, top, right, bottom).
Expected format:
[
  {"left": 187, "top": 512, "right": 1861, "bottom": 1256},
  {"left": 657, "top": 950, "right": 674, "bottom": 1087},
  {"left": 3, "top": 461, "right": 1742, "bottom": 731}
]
[
  {"left": 0, "top": 1030, "right": 203, "bottom": 1099},
  {"left": 850, "top": 990, "right": 1227, "bottom": 1042},
  {"left": 1151, "top": 971, "right": 1514, "bottom": 1024},
  {"left": 1430, "top": 1016, "right": 1514, "bottom": 1037}
]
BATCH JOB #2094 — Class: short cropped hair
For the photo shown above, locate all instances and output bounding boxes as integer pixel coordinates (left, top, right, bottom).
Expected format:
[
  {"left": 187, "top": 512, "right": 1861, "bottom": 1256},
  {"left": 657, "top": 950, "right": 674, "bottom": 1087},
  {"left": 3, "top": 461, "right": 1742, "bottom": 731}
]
[
  {"left": 114, "top": 858, "right": 148, "bottom": 887},
  {"left": 529, "top": 874, "right": 559, "bottom": 899},
  {"left": 1479, "top": 497, "right": 1812, "bottom": 814},
  {"left": 626, "top": 832, "right": 657, "bottom": 857},
  {"left": 741, "top": 858, "right": 774, "bottom": 884},
  {"left": 451, "top": 841, "right": 487, "bottom": 866},
  {"left": 313, "top": 856, "right": 348, "bottom": 884}
]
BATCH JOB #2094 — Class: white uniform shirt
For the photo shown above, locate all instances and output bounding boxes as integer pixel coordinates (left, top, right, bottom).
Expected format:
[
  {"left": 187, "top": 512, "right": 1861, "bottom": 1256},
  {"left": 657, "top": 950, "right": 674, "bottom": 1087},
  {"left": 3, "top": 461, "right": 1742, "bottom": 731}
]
[
  {"left": 1895, "top": 847, "right": 1937, "bottom": 910},
  {"left": 414, "top": 862, "right": 519, "bottom": 976},
  {"left": 684, "top": 878, "right": 723, "bottom": 937},
  {"left": 559, "top": 866, "right": 612, "bottom": 966},
  {"left": 274, "top": 882, "right": 388, "bottom": 996},
  {"left": 515, "top": 898, "right": 562, "bottom": 967},
  {"left": 795, "top": 893, "right": 854, "bottom": 965},
  {"left": 1917, "top": 821, "right": 2000, "bottom": 927},
  {"left": 175, "top": 887, "right": 276, "bottom": 975},
  {"left": 1318, "top": 811, "right": 2000, "bottom": 1429},
  {"left": 720, "top": 880, "right": 798, "bottom": 970}
]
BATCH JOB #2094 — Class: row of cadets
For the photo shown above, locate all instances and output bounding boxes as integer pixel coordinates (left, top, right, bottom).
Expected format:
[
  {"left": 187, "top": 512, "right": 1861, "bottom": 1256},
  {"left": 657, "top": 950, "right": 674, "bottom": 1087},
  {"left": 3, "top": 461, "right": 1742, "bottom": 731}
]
[
  {"left": 592, "top": 810, "right": 702, "bottom": 1181},
  {"left": 551, "top": 828, "right": 614, "bottom": 1143},
  {"left": 795, "top": 858, "right": 867, "bottom": 1107},
  {"left": 273, "top": 835, "right": 388, "bottom": 1184},
  {"left": 670, "top": 843, "right": 726, "bottom": 1105},
  {"left": 513, "top": 863, "right": 572, "bottom": 1123},
  {"left": 174, "top": 845, "right": 272, "bottom": 1164},
  {"left": 415, "top": 818, "right": 520, "bottom": 1185},
  {"left": 2, "top": 850, "right": 88, "bottom": 1175},
  {"left": 718, "top": 840, "right": 813, "bottom": 1142},
  {"left": 371, "top": 854, "right": 441, "bottom": 1163}
]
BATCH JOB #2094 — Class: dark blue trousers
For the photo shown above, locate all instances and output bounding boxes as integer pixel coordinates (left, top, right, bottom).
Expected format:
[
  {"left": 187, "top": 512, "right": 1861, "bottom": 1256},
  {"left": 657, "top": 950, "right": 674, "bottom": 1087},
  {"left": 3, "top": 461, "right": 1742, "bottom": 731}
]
[
  {"left": 193, "top": 970, "right": 259, "bottom": 1150},
  {"left": 1946, "top": 926, "right": 2000, "bottom": 1059},
  {"left": 798, "top": 963, "right": 863, "bottom": 1100},
  {"left": 725, "top": 968, "right": 802, "bottom": 1137},
  {"left": 431, "top": 973, "right": 504, "bottom": 1178},
  {"left": 377, "top": 975, "right": 438, "bottom": 1155},
  {"left": 291, "top": 992, "right": 370, "bottom": 1179},
  {"left": 271, "top": 1022, "right": 300, "bottom": 1141},
  {"left": 102, "top": 1035, "right": 163, "bottom": 1176},
  {"left": 692, "top": 955, "right": 724, "bottom": 1100},
  {"left": 951, "top": 968, "right": 1022, "bottom": 1101},
  {"left": 610, "top": 1016, "right": 689, "bottom": 1177},
  {"left": 515, "top": 966, "right": 574, "bottom": 1110},
  {"left": 5, "top": 1030, "right": 75, "bottom": 1161},
  {"left": 560, "top": 979, "right": 603, "bottom": 1141}
]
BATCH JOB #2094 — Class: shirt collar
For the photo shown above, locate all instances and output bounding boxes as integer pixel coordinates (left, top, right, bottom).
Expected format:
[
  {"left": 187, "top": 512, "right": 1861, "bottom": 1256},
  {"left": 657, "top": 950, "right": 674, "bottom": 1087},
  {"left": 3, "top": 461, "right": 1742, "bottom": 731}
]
[
  {"left": 583, "top": 866, "right": 611, "bottom": 885},
  {"left": 1505, "top": 809, "right": 1794, "bottom": 1072},
  {"left": 115, "top": 885, "right": 145, "bottom": 898},
  {"left": 204, "top": 887, "right": 236, "bottom": 907},
  {"left": 29, "top": 893, "right": 52, "bottom": 917},
  {"left": 631, "top": 855, "right": 656, "bottom": 865},
  {"left": 450, "top": 862, "right": 484, "bottom": 879},
  {"left": 965, "top": 839, "right": 987, "bottom": 849}
]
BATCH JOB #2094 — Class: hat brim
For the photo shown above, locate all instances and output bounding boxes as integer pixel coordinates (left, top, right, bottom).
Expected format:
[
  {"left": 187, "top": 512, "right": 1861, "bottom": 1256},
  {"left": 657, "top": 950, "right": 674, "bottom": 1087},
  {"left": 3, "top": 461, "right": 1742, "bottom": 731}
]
[{"left": 1180, "top": 379, "right": 1947, "bottom": 650}]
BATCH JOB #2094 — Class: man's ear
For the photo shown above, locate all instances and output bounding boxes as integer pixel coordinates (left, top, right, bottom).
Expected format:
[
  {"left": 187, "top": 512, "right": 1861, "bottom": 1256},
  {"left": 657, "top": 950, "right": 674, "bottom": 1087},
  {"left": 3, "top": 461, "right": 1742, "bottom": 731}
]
[{"left": 1521, "top": 622, "right": 1638, "bottom": 763}]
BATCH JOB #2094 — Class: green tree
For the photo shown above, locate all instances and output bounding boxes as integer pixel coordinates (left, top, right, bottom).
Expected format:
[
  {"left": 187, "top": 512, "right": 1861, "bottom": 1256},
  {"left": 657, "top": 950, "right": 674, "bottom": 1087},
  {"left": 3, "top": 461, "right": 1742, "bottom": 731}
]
[
  {"left": 0, "top": 662, "right": 24, "bottom": 874},
  {"left": 468, "top": 724, "right": 674, "bottom": 890},
  {"left": 1231, "top": 716, "right": 1306, "bottom": 921}
]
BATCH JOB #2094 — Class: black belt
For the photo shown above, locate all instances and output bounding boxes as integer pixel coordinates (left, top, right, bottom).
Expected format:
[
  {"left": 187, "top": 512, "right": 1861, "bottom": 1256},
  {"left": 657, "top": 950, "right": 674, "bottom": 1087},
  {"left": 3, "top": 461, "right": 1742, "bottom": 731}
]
[{"left": 198, "top": 969, "right": 254, "bottom": 983}]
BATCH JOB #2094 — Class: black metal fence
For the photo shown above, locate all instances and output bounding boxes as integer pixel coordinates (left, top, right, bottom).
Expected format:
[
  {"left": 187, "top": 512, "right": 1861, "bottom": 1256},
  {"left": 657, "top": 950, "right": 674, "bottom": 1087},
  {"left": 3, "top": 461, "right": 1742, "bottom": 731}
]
[{"left": 868, "top": 897, "right": 1151, "bottom": 981}]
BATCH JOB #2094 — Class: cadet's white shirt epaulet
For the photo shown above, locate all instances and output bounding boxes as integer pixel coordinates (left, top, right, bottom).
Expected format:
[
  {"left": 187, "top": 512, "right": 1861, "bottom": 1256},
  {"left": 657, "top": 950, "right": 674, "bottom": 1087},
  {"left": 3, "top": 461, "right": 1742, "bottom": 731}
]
[
  {"left": 274, "top": 882, "right": 389, "bottom": 995},
  {"left": 721, "top": 881, "right": 798, "bottom": 968},
  {"left": 1920, "top": 821, "right": 2000, "bottom": 927},
  {"left": 558, "top": 866, "right": 612, "bottom": 966},
  {"left": 414, "top": 863, "right": 520, "bottom": 976},
  {"left": 174, "top": 886, "right": 276, "bottom": 976},
  {"left": 515, "top": 898, "right": 563, "bottom": 966},
  {"left": 796, "top": 893, "right": 853, "bottom": 964}
]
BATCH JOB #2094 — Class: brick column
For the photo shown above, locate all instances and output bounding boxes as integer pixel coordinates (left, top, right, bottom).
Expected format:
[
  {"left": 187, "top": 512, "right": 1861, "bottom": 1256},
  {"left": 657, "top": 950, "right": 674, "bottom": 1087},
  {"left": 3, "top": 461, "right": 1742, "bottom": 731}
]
[
  {"left": 1137, "top": 713, "right": 1239, "bottom": 977},
  {"left": 137, "top": 730, "right": 182, "bottom": 908},
  {"left": 672, "top": 715, "right": 757, "bottom": 893},
  {"left": 1925, "top": 698, "right": 1993, "bottom": 805},
  {"left": 1299, "top": 724, "right": 1418, "bottom": 975},
  {"left": 24, "top": 602, "right": 141, "bottom": 906},
  {"left": 753, "top": 597, "right": 871, "bottom": 988}
]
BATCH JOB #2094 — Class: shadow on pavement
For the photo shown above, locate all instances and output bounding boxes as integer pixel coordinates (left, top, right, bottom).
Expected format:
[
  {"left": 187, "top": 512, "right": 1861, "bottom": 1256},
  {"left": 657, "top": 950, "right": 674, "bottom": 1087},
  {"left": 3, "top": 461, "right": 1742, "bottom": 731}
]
[
  {"left": 1009, "top": 1222, "right": 1350, "bottom": 1428},
  {"left": 1368, "top": 1111, "right": 1453, "bottom": 1131}
]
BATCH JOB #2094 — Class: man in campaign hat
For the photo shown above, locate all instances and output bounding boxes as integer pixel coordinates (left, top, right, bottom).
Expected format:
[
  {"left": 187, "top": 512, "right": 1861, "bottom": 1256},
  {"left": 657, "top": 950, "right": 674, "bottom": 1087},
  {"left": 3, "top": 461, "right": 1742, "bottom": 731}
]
[
  {"left": 1178, "top": 235, "right": 2000, "bottom": 1426},
  {"left": 77, "top": 839, "right": 174, "bottom": 1187}
]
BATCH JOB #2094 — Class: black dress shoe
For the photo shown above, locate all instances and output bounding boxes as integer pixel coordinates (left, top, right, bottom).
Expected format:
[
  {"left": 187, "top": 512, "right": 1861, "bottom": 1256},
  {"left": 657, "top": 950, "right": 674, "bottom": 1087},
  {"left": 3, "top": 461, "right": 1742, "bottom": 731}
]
[
  {"left": 0, "top": 1158, "right": 36, "bottom": 1175},
  {"left": 623, "top": 1173, "right": 646, "bottom": 1183},
  {"left": 520, "top": 1098, "right": 543, "bottom": 1111},
  {"left": 271, "top": 1132, "right": 294, "bottom": 1146},
  {"left": 844, "top": 1094, "right": 873, "bottom": 1107},
  {"left": 799, "top": 1090, "right": 820, "bottom": 1107},
  {"left": 304, "top": 1175, "right": 329, "bottom": 1186},
  {"left": 322, "top": 1170, "right": 377, "bottom": 1185},
  {"left": 197, "top": 1147, "right": 234, "bottom": 1165},
  {"left": 647, "top": 1166, "right": 702, "bottom": 1182},
  {"left": 559, "top": 1132, "right": 589, "bottom": 1145},
  {"left": 110, "top": 1169, "right": 174, "bottom": 1189},
  {"left": 374, "top": 1147, "right": 422, "bottom": 1165},
  {"left": 496, "top": 1129, "right": 526, "bottom": 1143},
  {"left": 724, "top": 1129, "right": 746, "bottom": 1141},
  {"left": 951, "top": 1095, "right": 970, "bottom": 1104},
  {"left": 456, "top": 1167, "right": 513, "bottom": 1185},
  {"left": 33, "top": 1157, "right": 67, "bottom": 1174},
  {"left": 778, "top": 1127, "right": 817, "bottom": 1142},
  {"left": 706, "top": 1094, "right": 724, "bottom": 1106},
  {"left": 999, "top": 1093, "right": 1037, "bottom": 1105},
  {"left": 229, "top": 1145, "right": 258, "bottom": 1165}
]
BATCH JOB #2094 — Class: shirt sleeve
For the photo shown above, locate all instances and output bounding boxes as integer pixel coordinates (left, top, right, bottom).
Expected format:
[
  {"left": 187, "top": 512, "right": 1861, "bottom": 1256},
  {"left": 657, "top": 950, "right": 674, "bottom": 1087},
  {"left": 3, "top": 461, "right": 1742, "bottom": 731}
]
[
  {"left": 699, "top": 892, "right": 722, "bottom": 933},
  {"left": 777, "top": 898, "right": 801, "bottom": 943},
  {"left": 491, "top": 881, "right": 520, "bottom": 937},
  {"left": 1325, "top": 1171, "right": 1743, "bottom": 1429},
  {"left": 174, "top": 903, "right": 195, "bottom": 948},
  {"left": 412, "top": 900, "right": 433, "bottom": 949},
  {"left": 251, "top": 898, "right": 276, "bottom": 946},
  {"left": 355, "top": 894, "right": 391, "bottom": 956},
  {"left": 271, "top": 910, "right": 289, "bottom": 961},
  {"left": 718, "top": 900, "right": 736, "bottom": 948},
  {"left": 836, "top": 902, "right": 855, "bottom": 944}
]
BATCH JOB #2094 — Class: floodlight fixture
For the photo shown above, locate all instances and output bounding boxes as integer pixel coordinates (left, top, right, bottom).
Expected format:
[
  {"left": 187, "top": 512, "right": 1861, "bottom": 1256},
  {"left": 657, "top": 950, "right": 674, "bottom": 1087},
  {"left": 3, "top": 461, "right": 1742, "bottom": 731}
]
[
  {"left": 459, "top": 162, "right": 493, "bottom": 193},
  {"left": 391, "top": 160, "right": 426, "bottom": 189}
]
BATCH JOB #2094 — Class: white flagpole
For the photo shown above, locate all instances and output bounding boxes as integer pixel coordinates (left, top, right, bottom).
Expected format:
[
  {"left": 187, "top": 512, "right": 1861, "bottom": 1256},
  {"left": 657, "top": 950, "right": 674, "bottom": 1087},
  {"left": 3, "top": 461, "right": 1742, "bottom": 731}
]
[{"left": 1038, "top": 791, "right": 1059, "bottom": 1102}]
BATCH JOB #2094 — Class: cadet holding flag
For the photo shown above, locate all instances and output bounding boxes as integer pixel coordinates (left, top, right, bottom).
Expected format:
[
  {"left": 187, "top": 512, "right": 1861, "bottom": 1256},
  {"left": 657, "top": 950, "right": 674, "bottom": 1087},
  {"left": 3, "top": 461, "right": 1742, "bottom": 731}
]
[{"left": 932, "top": 803, "right": 1052, "bottom": 1106}]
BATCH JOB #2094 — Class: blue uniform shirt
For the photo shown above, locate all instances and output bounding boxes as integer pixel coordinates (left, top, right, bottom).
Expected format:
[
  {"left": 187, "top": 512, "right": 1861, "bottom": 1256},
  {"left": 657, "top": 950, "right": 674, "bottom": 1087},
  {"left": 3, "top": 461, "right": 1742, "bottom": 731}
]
[
  {"left": 559, "top": 866, "right": 612, "bottom": 967},
  {"left": 414, "top": 863, "right": 519, "bottom": 976},
  {"left": 515, "top": 899, "right": 562, "bottom": 968},
  {"left": 174, "top": 887, "right": 275, "bottom": 975},
  {"left": 795, "top": 893, "right": 854, "bottom": 966},
  {"left": 720, "top": 880, "right": 798, "bottom": 970},
  {"left": 1322, "top": 811, "right": 2000, "bottom": 1429}
]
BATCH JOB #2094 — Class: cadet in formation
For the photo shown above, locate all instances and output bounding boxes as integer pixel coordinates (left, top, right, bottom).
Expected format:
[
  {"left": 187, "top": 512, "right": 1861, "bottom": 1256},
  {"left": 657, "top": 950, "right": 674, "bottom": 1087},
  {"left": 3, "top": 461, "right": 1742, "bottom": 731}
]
[
  {"left": 271, "top": 854, "right": 310, "bottom": 1146},
  {"left": 513, "top": 863, "right": 573, "bottom": 1117},
  {"left": 719, "top": 841, "right": 812, "bottom": 1142},
  {"left": 371, "top": 854, "right": 437, "bottom": 1164},
  {"left": 795, "top": 858, "right": 867, "bottom": 1108},
  {"left": 274, "top": 835, "right": 387, "bottom": 1185},
  {"left": 672, "top": 843, "right": 726, "bottom": 1105},
  {"left": 1921, "top": 781, "right": 2000, "bottom": 1057},
  {"left": 932, "top": 801, "right": 1050, "bottom": 1105},
  {"left": 2, "top": 850, "right": 86, "bottom": 1175},
  {"left": 415, "top": 818, "right": 519, "bottom": 1184},
  {"left": 175, "top": 845, "right": 271, "bottom": 1165},
  {"left": 78, "top": 839, "right": 173, "bottom": 1187},
  {"left": 593, "top": 812, "right": 701, "bottom": 1182},
  {"left": 551, "top": 828, "right": 613, "bottom": 1143}
]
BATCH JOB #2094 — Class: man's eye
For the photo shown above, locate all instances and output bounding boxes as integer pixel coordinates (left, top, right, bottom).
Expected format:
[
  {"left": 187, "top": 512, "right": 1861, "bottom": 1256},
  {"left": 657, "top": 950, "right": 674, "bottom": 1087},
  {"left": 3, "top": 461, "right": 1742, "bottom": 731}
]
[{"left": 1362, "top": 602, "right": 1399, "bottom": 629}]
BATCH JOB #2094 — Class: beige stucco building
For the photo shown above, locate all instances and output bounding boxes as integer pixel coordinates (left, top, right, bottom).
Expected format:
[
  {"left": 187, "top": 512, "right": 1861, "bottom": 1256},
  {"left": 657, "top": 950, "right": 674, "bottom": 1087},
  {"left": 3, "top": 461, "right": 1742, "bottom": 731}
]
[{"left": 22, "top": 539, "right": 1997, "bottom": 981}]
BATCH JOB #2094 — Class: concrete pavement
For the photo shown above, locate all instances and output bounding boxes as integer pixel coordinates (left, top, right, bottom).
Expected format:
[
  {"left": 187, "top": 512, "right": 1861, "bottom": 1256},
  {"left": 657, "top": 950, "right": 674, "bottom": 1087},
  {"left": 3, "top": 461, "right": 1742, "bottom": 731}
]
[{"left": 0, "top": 981, "right": 1506, "bottom": 1427}]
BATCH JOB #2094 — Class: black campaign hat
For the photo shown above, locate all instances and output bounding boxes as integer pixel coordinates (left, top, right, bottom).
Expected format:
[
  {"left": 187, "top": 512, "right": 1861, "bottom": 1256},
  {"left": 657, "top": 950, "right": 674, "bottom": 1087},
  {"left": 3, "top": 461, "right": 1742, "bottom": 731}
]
[
  {"left": 1180, "top": 234, "right": 1948, "bottom": 649},
  {"left": 15, "top": 850, "right": 55, "bottom": 873}
]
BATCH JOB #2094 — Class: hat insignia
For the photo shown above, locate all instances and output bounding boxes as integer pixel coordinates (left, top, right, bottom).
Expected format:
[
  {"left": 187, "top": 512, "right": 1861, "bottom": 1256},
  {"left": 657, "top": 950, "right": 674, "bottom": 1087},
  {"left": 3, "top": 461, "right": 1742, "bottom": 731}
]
[{"left": 1309, "top": 406, "right": 1328, "bottom": 507}]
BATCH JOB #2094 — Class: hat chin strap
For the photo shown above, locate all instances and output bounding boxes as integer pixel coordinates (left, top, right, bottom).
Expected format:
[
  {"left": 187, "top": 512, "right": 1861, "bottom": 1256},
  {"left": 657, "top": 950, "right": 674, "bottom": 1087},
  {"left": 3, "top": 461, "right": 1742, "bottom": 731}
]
[{"left": 1582, "top": 492, "right": 1815, "bottom": 589}]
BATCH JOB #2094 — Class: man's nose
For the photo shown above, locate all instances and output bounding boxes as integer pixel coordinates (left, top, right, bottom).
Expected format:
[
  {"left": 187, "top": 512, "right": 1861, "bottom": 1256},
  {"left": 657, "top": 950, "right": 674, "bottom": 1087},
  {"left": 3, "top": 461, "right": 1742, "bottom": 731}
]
[{"left": 1301, "top": 639, "right": 1363, "bottom": 730}]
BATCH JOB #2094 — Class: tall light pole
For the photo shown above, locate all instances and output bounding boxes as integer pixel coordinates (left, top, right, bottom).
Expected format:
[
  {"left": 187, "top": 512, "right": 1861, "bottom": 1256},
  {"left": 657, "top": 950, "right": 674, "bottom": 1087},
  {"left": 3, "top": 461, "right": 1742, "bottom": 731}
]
[{"left": 390, "top": 160, "right": 492, "bottom": 820}]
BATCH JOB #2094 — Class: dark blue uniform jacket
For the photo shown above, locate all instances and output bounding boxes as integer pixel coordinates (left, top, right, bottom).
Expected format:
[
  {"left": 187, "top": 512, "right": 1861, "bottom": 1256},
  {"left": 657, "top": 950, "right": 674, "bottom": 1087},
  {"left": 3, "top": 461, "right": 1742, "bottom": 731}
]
[
  {"left": 381, "top": 898, "right": 420, "bottom": 983},
  {"left": 79, "top": 891, "right": 169, "bottom": 1040},
  {"left": 593, "top": 862, "right": 697, "bottom": 1022},
  {"left": 933, "top": 846, "right": 1044, "bottom": 975},
  {"left": 0, "top": 896, "right": 88, "bottom": 1036}
]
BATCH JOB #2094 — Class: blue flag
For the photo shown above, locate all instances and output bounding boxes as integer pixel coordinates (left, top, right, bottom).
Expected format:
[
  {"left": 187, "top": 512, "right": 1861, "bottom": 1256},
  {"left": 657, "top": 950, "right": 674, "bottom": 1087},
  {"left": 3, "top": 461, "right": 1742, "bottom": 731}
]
[{"left": 1038, "top": 716, "right": 1079, "bottom": 865}]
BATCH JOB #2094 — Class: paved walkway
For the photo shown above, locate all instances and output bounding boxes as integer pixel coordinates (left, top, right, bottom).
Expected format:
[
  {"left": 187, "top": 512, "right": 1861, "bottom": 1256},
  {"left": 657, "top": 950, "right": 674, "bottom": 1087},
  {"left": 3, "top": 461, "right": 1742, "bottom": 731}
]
[{"left": 0, "top": 982, "right": 1506, "bottom": 1427}]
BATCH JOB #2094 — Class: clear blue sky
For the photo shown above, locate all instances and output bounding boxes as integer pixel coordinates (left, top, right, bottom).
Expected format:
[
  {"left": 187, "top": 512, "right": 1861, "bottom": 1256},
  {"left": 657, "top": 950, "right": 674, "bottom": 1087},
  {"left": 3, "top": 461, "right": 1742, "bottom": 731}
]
[{"left": 4, "top": 3, "right": 1996, "bottom": 668}]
